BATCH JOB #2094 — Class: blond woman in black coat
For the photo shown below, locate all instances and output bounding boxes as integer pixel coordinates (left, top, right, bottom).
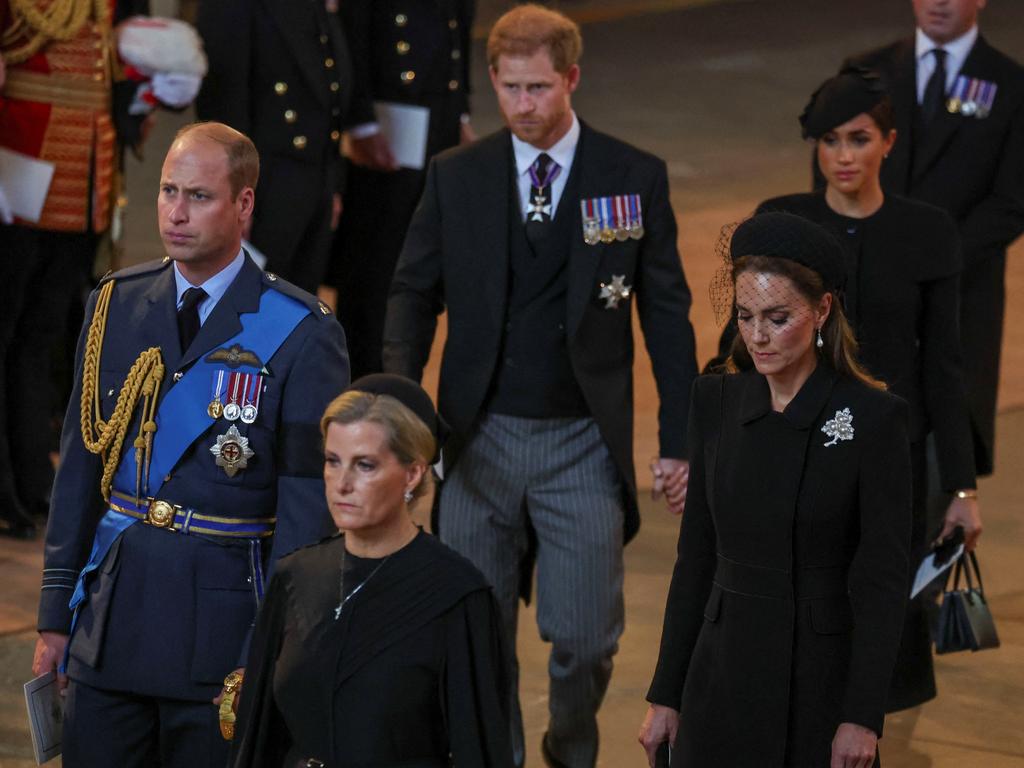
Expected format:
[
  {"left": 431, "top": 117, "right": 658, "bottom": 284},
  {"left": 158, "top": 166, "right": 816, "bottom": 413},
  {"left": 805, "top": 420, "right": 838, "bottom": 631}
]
[{"left": 640, "top": 213, "right": 911, "bottom": 768}]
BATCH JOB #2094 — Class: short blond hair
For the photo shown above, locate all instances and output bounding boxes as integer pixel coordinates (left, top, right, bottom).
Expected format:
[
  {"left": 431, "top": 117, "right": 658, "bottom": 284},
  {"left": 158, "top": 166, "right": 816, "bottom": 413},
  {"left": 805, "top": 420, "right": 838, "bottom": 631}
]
[
  {"left": 320, "top": 391, "right": 436, "bottom": 500},
  {"left": 173, "top": 122, "right": 259, "bottom": 199},
  {"left": 487, "top": 3, "right": 582, "bottom": 73}
]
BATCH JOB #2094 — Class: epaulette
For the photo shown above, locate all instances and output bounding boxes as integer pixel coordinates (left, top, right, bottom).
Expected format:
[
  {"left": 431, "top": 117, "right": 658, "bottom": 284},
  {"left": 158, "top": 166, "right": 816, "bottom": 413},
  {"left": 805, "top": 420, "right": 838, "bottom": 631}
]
[
  {"left": 99, "top": 256, "right": 173, "bottom": 285},
  {"left": 261, "top": 270, "right": 334, "bottom": 318}
]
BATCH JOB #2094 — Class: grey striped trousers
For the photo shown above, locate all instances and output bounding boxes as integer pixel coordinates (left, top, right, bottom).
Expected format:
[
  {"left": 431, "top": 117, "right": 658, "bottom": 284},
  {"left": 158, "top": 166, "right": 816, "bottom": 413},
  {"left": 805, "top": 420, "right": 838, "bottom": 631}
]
[{"left": 439, "top": 413, "right": 625, "bottom": 768}]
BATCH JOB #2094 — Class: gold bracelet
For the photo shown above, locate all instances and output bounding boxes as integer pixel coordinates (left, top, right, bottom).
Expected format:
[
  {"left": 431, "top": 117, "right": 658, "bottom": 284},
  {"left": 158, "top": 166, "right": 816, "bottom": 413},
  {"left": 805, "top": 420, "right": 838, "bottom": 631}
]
[{"left": 955, "top": 490, "right": 978, "bottom": 500}]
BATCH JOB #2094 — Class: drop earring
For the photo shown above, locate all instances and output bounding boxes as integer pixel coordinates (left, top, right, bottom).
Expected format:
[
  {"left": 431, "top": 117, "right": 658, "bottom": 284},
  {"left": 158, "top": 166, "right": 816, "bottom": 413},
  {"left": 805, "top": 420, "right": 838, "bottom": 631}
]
[
  {"left": 403, "top": 489, "right": 414, "bottom": 503},
  {"left": 816, "top": 328, "right": 824, "bottom": 349}
]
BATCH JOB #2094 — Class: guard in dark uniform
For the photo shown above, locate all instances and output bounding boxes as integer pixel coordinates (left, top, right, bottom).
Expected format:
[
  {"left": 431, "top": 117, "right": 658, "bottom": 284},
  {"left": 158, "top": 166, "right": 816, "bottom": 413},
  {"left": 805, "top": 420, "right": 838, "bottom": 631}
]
[
  {"left": 195, "top": 0, "right": 355, "bottom": 294},
  {"left": 331, "top": 0, "right": 474, "bottom": 378},
  {"left": 841, "top": 0, "right": 1024, "bottom": 478},
  {"left": 32, "top": 123, "right": 349, "bottom": 767}
]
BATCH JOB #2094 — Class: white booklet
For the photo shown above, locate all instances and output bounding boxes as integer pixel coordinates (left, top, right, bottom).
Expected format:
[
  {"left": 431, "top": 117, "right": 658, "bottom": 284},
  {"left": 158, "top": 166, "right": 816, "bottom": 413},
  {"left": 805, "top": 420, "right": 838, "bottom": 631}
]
[
  {"left": 23, "top": 671, "right": 63, "bottom": 764},
  {"left": 911, "top": 542, "right": 964, "bottom": 599},
  {"left": 374, "top": 101, "right": 430, "bottom": 170},
  {"left": 0, "top": 147, "right": 55, "bottom": 223}
]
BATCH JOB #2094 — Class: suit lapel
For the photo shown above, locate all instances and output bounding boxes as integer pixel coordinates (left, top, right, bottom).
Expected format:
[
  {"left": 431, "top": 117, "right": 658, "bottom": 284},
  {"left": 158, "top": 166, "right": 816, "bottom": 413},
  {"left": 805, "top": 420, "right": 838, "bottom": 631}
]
[
  {"left": 886, "top": 40, "right": 916, "bottom": 191},
  {"left": 567, "top": 125, "right": 606, "bottom": 337},
  {"left": 912, "top": 37, "right": 992, "bottom": 181},
  {"left": 261, "top": 0, "right": 330, "bottom": 107},
  {"left": 140, "top": 263, "right": 183, "bottom": 375},
  {"left": 178, "top": 257, "right": 263, "bottom": 371},
  {"left": 469, "top": 131, "right": 511, "bottom": 326}
]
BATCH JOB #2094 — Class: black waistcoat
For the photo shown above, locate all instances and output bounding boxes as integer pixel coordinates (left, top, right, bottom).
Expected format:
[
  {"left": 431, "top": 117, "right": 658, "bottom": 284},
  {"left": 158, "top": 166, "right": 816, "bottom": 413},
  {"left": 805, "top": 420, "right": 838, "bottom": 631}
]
[{"left": 486, "top": 152, "right": 589, "bottom": 418}]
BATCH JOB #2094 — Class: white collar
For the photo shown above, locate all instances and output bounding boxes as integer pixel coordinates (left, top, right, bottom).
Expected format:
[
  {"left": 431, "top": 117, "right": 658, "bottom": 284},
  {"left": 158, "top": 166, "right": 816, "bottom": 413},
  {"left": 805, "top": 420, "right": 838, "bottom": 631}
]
[
  {"left": 173, "top": 248, "right": 245, "bottom": 306},
  {"left": 511, "top": 111, "right": 581, "bottom": 178},
  {"left": 915, "top": 25, "right": 978, "bottom": 64}
]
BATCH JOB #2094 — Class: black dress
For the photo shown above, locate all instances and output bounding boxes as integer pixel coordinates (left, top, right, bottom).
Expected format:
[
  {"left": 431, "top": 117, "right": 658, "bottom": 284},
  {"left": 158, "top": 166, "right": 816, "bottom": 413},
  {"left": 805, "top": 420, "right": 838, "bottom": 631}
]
[
  {"left": 716, "top": 192, "right": 976, "bottom": 710},
  {"left": 648, "top": 367, "right": 911, "bottom": 767},
  {"left": 231, "top": 531, "right": 514, "bottom": 767}
]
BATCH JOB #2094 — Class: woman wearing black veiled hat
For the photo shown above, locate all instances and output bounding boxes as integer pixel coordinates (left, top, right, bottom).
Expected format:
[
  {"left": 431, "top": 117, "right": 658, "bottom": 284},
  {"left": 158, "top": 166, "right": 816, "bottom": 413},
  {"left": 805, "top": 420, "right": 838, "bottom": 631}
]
[
  {"left": 639, "top": 213, "right": 912, "bottom": 767},
  {"left": 227, "top": 374, "right": 514, "bottom": 767},
  {"left": 713, "top": 66, "right": 982, "bottom": 714}
]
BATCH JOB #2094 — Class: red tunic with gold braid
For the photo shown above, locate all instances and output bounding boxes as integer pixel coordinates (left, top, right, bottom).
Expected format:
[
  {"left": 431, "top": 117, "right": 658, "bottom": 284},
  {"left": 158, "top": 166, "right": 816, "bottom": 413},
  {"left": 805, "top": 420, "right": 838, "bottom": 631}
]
[{"left": 0, "top": 0, "right": 118, "bottom": 233}]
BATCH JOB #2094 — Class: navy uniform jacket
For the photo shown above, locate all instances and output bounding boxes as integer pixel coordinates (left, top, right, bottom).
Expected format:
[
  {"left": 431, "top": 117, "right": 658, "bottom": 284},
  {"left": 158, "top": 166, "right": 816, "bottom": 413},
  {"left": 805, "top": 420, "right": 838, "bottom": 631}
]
[{"left": 37, "top": 255, "right": 349, "bottom": 701}]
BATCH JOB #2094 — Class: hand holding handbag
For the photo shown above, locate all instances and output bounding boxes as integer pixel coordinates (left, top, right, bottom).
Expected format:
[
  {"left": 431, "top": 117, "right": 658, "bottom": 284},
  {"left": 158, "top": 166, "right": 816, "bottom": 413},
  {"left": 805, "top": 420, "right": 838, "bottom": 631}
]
[{"left": 935, "top": 551, "right": 1000, "bottom": 654}]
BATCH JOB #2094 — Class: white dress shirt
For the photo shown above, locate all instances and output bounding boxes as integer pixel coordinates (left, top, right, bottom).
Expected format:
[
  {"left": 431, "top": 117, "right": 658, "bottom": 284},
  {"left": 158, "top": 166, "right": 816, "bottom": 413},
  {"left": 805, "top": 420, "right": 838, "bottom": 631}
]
[
  {"left": 511, "top": 112, "right": 581, "bottom": 222},
  {"left": 915, "top": 25, "right": 979, "bottom": 103},
  {"left": 173, "top": 249, "right": 245, "bottom": 326}
]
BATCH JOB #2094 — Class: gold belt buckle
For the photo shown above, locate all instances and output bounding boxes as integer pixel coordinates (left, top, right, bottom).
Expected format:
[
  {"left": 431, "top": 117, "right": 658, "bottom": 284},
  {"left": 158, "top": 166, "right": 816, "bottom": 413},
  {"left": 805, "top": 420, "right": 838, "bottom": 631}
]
[{"left": 146, "top": 499, "right": 177, "bottom": 529}]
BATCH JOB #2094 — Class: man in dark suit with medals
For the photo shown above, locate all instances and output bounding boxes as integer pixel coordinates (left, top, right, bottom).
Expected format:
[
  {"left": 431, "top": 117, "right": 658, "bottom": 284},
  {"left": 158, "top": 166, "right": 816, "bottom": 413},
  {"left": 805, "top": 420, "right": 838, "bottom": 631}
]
[
  {"left": 194, "top": 0, "right": 354, "bottom": 294},
  {"left": 845, "top": 0, "right": 1024, "bottom": 478},
  {"left": 331, "top": 0, "right": 476, "bottom": 379},
  {"left": 31, "top": 123, "right": 349, "bottom": 766},
  {"left": 383, "top": 6, "right": 697, "bottom": 766}
]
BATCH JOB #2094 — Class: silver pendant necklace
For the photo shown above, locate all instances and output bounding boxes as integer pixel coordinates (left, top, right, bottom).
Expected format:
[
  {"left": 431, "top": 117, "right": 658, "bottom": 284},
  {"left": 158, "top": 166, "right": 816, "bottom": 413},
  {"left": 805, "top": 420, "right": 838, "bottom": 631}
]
[{"left": 333, "top": 546, "right": 391, "bottom": 620}]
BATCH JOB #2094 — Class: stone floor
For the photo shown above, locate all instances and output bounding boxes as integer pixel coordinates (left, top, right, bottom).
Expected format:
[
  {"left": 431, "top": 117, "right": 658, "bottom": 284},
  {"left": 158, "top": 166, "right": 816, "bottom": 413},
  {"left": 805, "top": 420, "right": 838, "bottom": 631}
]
[{"left": 2, "top": 0, "right": 1023, "bottom": 764}]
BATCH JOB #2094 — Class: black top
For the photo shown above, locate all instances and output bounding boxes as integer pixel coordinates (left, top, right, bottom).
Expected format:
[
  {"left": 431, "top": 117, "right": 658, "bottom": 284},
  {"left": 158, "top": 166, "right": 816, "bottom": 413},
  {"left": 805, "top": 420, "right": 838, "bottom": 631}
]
[
  {"left": 648, "top": 369, "right": 911, "bottom": 766},
  {"left": 717, "top": 192, "right": 975, "bottom": 491},
  {"left": 231, "top": 531, "right": 514, "bottom": 767}
]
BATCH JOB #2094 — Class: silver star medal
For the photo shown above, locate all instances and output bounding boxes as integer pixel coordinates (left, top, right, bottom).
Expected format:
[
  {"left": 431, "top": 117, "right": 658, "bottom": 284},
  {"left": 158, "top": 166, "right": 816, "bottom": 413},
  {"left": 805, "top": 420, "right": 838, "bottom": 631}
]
[
  {"left": 210, "top": 424, "right": 255, "bottom": 477},
  {"left": 527, "top": 195, "right": 552, "bottom": 222},
  {"left": 821, "top": 408, "right": 854, "bottom": 447},
  {"left": 598, "top": 275, "right": 632, "bottom": 309}
]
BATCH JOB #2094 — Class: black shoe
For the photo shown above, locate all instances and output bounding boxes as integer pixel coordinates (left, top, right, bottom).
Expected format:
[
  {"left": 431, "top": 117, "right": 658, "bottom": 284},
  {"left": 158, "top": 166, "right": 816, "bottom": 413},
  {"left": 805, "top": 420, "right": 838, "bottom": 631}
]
[{"left": 541, "top": 733, "right": 570, "bottom": 768}]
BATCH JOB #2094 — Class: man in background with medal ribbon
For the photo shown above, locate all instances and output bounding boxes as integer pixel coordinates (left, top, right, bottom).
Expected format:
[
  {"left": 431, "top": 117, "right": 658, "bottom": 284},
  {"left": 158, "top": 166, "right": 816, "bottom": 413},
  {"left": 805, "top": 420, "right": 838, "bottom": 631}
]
[
  {"left": 31, "top": 121, "right": 349, "bottom": 766},
  {"left": 383, "top": 6, "right": 696, "bottom": 766},
  {"left": 840, "top": 0, "right": 1024, "bottom": 481}
]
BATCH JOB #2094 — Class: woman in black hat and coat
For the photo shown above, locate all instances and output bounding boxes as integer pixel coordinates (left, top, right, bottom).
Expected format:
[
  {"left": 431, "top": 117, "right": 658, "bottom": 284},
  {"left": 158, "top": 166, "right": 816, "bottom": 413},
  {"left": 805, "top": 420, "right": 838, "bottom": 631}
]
[
  {"left": 639, "top": 213, "right": 911, "bottom": 767},
  {"left": 228, "top": 374, "right": 514, "bottom": 767},
  {"left": 718, "top": 67, "right": 981, "bottom": 713}
]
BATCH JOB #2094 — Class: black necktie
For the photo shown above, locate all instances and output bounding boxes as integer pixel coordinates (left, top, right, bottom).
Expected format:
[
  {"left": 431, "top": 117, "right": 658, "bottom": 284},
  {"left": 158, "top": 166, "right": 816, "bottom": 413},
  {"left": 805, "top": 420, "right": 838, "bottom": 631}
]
[
  {"left": 177, "top": 286, "right": 207, "bottom": 353},
  {"left": 922, "top": 48, "right": 948, "bottom": 122},
  {"left": 525, "top": 153, "right": 561, "bottom": 248}
]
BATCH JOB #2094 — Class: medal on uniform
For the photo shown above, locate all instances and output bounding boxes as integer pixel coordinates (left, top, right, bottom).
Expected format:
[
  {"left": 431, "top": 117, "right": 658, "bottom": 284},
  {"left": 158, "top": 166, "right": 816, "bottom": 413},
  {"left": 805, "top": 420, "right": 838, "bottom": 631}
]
[
  {"left": 627, "top": 194, "right": 645, "bottom": 240},
  {"left": 527, "top": 156, "right": 561, "bottom": 222},
  {"left": 613, "top": 197, "right": 629, "bottom": 241},
  {"left": 598, "top": 274, "right": 632, "bottom": 309},
  {"left": 208, "top": 370, "right": 226, "bottom": 419},
  {"left": 598, "top": 197, "right": 616, "bottom": 242},
  {"left": 210, "top": 424, "right": 254, "bottom": 478},
  {"left": 947, "top": 75, "right": 998, "bottom": 119},
  {"left": 580, "top": 199, "right": 602, "bottom": 245},
  {"left": 240, "top": 374, "right": 263, "bottom": 424},
  {"left": 223, "top": 372, "right": 244, "bottom": 421}
]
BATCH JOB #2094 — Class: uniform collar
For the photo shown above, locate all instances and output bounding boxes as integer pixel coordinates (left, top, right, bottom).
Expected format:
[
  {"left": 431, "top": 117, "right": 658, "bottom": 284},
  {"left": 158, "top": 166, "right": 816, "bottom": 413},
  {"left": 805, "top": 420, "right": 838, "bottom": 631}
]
[
  {"left": 511, "top": 111, "right": 580, "bottom": 178},
  {"left": 739, "top": 364, "right": 837, "bottom": 429},
  {"left": 173, "top": 249, "right": 245, "bottom": 309}
]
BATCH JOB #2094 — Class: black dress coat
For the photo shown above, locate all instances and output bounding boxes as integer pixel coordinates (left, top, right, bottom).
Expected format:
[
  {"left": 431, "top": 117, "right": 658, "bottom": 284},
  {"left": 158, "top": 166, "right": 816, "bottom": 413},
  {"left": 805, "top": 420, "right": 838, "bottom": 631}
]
[
  {"left": 231, "top": 531, "right": 514, "bottom": 767},
  {"left": 647, "top": 367, "right": 911, "bottom": 767},
  {"left": 331, "top": 0, "right": 475, "bottom": 379},
  {"left": 382, "top": 123, "right": 698, "bottom": 542},
  {"left": 845, "top": 35, "right": 1024, "bottom": 475},
  {"left": 195, "top": 0, "right": 355, "bottom": 292}
]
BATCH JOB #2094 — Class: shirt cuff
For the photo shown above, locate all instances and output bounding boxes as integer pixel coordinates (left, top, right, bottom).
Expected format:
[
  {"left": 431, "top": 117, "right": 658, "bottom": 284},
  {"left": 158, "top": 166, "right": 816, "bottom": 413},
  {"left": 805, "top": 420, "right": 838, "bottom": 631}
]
[{"left": 348, "top": 122, "right": 381, "bottom": 140}]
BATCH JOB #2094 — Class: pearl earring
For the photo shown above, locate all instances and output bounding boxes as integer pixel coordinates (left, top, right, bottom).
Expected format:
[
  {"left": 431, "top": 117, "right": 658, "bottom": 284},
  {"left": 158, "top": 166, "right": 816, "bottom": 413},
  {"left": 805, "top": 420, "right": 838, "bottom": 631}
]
[{"left": 816, "top": 328, "right": 824, "bottom": 349}]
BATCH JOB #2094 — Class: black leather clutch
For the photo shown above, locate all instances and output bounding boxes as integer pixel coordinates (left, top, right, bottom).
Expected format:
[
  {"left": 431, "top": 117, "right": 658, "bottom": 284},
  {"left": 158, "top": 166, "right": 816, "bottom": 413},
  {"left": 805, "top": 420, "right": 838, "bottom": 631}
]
[{"left": 935, "top": 551, "right": 1000, "bottom": 654}]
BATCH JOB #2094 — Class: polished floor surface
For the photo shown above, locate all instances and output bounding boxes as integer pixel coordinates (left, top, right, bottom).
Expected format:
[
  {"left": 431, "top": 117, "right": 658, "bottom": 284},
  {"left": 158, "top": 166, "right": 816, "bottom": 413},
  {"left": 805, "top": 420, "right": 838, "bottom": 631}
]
[{"left": 1, "top": 0, "right": 1022, "bottom": 764}]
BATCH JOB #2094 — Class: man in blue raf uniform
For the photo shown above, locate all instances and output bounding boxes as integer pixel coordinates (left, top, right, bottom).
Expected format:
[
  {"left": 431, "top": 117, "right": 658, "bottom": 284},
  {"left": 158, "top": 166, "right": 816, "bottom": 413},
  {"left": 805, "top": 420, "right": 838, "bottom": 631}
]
[{"left": 31, "top": 122, "right": 349, "bottom": 767}]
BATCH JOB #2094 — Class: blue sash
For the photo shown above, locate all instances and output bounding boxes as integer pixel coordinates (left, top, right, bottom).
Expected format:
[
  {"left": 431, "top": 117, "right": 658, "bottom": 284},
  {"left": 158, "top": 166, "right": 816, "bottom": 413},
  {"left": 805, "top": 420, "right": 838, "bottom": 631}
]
[{"left": 64, "top": 290, "right": 310, "bottom": 661}]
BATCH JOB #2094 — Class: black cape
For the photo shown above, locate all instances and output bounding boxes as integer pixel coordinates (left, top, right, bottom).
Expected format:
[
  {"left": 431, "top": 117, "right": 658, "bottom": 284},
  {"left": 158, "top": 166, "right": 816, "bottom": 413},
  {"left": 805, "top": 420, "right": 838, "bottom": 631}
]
[{"left": 231, "top": 531, "right": 514, "bottom": 767}]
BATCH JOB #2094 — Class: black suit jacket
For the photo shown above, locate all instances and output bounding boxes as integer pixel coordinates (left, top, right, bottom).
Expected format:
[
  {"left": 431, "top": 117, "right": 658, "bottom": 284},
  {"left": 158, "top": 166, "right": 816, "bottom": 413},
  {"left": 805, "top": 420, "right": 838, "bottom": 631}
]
[
  {"left": 648, "top": 369, "right": 910, "bottom": 765},
  {"left": 383, "top": 124, "right": 697, "bottom": 541},
  {"left": 843, "top": 35, "right": 1024, "bottom": 473}
]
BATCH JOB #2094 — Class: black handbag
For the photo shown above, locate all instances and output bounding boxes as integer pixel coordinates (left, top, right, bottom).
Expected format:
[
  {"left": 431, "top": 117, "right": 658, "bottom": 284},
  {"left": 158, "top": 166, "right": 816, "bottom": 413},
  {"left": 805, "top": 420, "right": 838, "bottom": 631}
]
[{"left": 935, "top": 551, "right": 1000, "bottom": 654}]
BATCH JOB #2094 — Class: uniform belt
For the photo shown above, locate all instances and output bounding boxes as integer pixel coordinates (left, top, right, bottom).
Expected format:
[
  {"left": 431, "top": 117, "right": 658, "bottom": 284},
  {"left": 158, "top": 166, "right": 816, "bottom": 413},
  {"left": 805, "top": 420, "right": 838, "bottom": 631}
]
[
  {"left": 109, "top": 490, "right": 275, "bottom": 538},
  {"left": 714, "top": 553, "right": 847, "bottom": 601},
  {"left": 2, "top": 69, "right": 111, "bottom": 110}
]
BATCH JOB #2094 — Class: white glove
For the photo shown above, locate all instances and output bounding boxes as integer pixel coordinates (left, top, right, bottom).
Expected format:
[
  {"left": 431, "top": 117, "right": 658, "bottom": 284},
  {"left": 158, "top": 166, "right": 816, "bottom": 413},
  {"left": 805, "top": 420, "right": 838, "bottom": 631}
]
[
  {"left": 151, "top": 72, "right": 202, "bottom": 108},
  {"left": 0, "top": 182, "right": 13, "bottom": 225}
]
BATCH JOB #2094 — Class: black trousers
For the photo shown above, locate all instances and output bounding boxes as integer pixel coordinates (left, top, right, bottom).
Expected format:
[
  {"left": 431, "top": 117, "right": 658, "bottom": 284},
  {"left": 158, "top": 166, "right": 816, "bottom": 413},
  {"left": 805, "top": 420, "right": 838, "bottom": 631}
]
[
  {"left": 64, "top": 679, "right": 230, "bottom": 768},
  {"left": 329, "top": 164, "right": 427, "bottom": 380},
  {"left": 0, "top": 225, "right": 94, "bottom": 515}
]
